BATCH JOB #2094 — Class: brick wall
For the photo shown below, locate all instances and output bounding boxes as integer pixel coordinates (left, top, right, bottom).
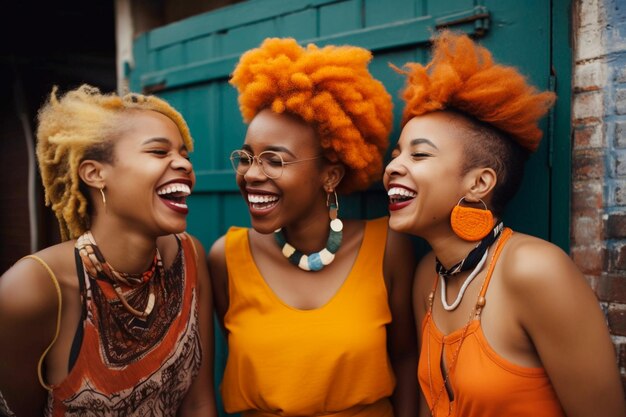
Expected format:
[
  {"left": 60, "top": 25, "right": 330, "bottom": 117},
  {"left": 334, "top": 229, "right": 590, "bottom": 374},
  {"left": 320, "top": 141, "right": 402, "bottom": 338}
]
[{"left": 572, "top": 0, "right": 626, "bottom": 389}]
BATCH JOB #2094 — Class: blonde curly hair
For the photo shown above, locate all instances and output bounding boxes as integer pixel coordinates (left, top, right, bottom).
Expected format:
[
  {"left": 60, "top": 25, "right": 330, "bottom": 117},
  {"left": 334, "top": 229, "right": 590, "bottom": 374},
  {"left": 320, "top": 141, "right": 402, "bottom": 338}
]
[
  {"left": 36, "top": 84, "right": 193, "bottom": 241},
  {"left": 230, "top": 37, "right": 393, "bottom": 193}
]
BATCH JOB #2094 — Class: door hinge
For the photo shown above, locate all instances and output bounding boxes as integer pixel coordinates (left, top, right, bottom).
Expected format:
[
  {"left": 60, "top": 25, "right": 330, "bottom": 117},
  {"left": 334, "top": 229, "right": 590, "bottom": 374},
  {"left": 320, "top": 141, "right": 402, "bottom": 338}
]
[{"left": 435, "top": 5, "right": 490, "bottom": 37}]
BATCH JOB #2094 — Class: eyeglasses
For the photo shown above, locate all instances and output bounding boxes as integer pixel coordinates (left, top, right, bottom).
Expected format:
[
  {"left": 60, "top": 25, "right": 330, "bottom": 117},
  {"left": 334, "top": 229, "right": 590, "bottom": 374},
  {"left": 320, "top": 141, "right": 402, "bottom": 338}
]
[{"left": 229, "top": 150, "right": 322, "bottom": 179}]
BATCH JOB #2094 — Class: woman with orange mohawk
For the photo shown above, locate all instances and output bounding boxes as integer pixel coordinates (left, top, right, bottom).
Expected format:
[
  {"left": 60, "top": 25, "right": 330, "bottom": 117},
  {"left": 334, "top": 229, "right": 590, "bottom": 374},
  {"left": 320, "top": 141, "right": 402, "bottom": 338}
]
[
  {"left": 208, "top": 38, "right": 419, "bottom": 417},
  {"left": 384, "top": 31, "right": 625, "bottom": 417},
  {"left": 0, "top": 85, "right": 216, "bottom": 417}
]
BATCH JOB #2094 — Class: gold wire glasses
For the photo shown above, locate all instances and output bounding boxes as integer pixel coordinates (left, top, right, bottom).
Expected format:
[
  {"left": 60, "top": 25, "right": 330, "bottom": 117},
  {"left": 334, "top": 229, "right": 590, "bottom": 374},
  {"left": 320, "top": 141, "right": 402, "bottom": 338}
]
[{"left": 229, "top": 150, "right": 322, "bottom": 179}]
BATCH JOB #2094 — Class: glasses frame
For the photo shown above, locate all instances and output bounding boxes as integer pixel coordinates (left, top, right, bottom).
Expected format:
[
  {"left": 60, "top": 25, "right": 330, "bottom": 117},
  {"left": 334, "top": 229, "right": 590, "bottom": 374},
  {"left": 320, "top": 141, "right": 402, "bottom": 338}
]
[{"left": 229, "top": 149, "right": 323, "bottom": 179}]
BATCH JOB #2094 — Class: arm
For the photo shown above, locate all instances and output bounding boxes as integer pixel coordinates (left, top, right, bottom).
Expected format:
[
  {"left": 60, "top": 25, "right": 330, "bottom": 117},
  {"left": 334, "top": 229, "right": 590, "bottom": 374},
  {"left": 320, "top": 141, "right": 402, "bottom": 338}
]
[
  {"left": 507, "top": 239, "right": 626, "bottom": 417},
  {"left": 383, "top": 229, "right": 419, "bottom": 417},
  {"left": 178, "top": 235, "right": 217, "bottom": 417},
  {"left": 207, "top": 235, "right": 229, "bottom": 334},
  {"left": 0, "top": 258, "right": 60, "bottom": 416}
]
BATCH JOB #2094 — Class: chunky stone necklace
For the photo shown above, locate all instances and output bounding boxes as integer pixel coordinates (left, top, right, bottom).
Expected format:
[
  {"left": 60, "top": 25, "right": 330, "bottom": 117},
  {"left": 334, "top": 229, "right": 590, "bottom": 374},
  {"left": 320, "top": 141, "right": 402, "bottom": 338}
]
[{"left": 274, "top": 218, "right": 343, "bottom": 272}]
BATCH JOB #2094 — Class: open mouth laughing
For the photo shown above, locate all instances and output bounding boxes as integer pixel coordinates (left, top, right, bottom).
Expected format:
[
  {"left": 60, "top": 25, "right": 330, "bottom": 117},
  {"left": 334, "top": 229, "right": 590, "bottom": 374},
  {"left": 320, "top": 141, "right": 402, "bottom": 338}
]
[
  {"left": 156, "top": 181, "right": 192, "bottom": 214},
  {"left": 387, "top": 185, "right": 416, "bottom": 211},
  {"left": 247, "top": 193, "right": 279, "bottom": 211}
]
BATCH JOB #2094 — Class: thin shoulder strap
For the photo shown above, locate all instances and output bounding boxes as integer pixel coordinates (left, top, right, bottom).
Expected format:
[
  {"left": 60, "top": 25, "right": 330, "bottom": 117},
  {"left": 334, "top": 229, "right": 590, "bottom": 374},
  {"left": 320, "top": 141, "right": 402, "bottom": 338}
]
[
  {"left": 180, "top": 232, "right": 198, "bottom": 263},
  {"left": 478, "top": 227, "right": 514, "bottom": 298},
  {"left": 21, "top": 255, "right": 62, "bottom": 391}
]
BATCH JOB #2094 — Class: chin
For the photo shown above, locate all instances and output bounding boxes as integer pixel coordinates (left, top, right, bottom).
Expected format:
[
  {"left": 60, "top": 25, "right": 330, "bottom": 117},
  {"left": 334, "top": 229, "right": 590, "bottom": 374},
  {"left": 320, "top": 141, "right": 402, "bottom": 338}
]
[
  {"left": 249, "top": 217, "right": 278, "bottom": 235},
  {"left": 388, "top": 213, "right": 412, "bottom": 233}
]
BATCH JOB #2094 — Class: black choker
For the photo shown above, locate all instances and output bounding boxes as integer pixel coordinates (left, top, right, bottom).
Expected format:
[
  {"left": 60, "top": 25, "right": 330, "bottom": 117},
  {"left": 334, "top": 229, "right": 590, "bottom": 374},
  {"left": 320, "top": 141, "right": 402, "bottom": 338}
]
[{"left": 436, "top": 222, "right": 504, "bottom": 278}]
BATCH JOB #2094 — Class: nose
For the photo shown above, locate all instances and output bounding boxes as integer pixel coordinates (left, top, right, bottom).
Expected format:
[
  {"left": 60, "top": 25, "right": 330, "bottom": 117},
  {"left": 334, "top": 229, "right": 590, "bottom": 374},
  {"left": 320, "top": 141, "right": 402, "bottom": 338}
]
[
  {"left": 243, "top": 156, "right": 267, "bottom": 182},
  {"left": 384, "top": 155, "right": 406, "bottom": 178},
  {"left": 172, "top": 153, "right": 193, "bottom": 174}
]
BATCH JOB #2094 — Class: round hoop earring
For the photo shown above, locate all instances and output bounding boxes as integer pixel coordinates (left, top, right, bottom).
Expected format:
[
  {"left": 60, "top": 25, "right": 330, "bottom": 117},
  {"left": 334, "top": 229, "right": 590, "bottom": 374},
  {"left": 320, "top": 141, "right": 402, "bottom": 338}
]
[{"left": 450, "top": 197, "right": 493, "bottom": 241}]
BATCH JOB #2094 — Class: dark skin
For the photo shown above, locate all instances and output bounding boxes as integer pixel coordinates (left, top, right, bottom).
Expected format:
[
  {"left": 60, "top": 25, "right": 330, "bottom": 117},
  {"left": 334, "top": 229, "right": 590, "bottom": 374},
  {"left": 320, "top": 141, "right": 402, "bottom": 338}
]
[
  {"left": 384, "top": 111, "right": 626, "bottom": 417},
  {"left": 0, "top": 110, "right": 216, "bottom": 417},
  {"left": 208, "top": 109, "right": 419, "bottom": 417}
]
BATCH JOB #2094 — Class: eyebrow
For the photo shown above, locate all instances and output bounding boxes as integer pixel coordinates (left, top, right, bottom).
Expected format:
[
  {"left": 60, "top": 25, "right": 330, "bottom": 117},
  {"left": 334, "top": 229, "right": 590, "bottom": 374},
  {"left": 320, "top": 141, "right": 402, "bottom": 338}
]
[
  {"left": 410, "top": 138, "right": 439, "bottom": 150},
  {"left": 142, "top": 137, "right": 188, "bottom": 151},
  {"left": 241, "top": 144, "right": 296, "bottom": 157}
]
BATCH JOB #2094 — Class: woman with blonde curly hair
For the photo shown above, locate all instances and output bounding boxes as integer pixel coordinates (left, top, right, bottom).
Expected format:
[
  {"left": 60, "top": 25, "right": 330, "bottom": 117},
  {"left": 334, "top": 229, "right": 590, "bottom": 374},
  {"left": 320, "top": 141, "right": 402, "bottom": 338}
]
[
  {"left": 0, "top": 85, "right": 216, "bottom": 417},
  {"left": 384, "top": 31, "right": 625, "bottom": 417},
  {"left": 208, "top": 38, "right": 419, "bottom": 417}
]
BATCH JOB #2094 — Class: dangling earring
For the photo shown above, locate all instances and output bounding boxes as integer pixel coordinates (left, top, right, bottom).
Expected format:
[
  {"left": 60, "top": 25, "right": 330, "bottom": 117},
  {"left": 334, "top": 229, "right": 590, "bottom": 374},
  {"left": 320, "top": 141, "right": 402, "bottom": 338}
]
[
  {"left": 99, "top": 186, "right": 107, "bottom": 213},
  {"left": 450, "top": 197, "right": 493, "bottom": 241},
  {"left": 327, "top": 190, "right": 343, "bottom": 232}
]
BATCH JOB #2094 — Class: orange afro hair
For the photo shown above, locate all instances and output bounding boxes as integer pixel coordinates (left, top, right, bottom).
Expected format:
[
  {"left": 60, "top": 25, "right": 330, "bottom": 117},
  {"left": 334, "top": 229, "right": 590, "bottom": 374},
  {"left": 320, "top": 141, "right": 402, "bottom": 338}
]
[
  {"left": 230, "top": 37, "right": 393, "bottom": 193},
  {"left": 396, "top": 31, "right": 556, "bottom": 152}
]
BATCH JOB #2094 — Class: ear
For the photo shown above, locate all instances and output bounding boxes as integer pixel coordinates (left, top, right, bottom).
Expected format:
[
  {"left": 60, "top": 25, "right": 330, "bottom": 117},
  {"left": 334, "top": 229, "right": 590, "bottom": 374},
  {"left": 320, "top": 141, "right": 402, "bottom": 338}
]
[
  {"left": 78, "top": 160, "right": 107, "bottom": 189},
  {"left": 463, "top": 167, "right": 497, "bottom": 202},
  {"left": 322, "top": 163, "right": 346, "bottom": 192}
]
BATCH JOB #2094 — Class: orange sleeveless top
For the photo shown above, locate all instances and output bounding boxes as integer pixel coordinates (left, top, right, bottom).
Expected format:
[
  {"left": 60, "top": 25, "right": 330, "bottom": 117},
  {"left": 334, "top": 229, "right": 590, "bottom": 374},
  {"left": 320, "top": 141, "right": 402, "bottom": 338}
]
[
  {"left": 45, "top": 234, "right": 202, "bottom": 417},
  {"left": 222, "top": 217, "right": 395, "bottom": 417},
  {"left": 418, "top": 228, "right": 566, "bottom": 417}
]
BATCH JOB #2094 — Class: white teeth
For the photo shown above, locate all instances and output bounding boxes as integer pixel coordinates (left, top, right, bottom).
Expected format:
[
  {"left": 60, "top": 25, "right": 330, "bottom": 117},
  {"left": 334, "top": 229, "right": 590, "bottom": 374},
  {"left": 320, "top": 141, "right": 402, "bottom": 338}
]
[
  {"left": 157, "top": 183, "right": 191, "bottom": 196},
  {"left": 387, "top": 187, "right": 416, "bottom": 198},
  {"left": 169, "top": 201, "right": 188, "bottom": 209},
  {"left": 247, "top": 194, "right": 279, "bottom": 203}
]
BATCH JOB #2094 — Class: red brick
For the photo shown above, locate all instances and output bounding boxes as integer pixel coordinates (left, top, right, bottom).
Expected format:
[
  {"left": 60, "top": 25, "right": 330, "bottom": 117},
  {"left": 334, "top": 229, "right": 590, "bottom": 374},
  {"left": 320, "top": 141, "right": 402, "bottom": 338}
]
[
  {"left": 607, "top": 212, "right": 626, "bottom": 238},
  {"left": 572, "top": 149, "right": 605, "bottom": 180},
  {"left": 618, "top": 341, "right": 626, "bottom": 370},
  {"left": 572, "top": 180, "right": 603, "bottom": 211},
  {"left": 573, "top": 122, "right": 604, "bottom": 148},
  {"left": 607, "top": 304, "right": 626, "bottom": 336},
  {"left": 572, "top": 214, "right": 604, "bottom": 244},
  {"left": 571, "top": 245, "right": 606, "bottom": 274},
  {"left": 597, "top": 273, "right": 626, "bottom": 303},
  {"left": 613, "top": 244, "right": 626, "bottom": 271}
]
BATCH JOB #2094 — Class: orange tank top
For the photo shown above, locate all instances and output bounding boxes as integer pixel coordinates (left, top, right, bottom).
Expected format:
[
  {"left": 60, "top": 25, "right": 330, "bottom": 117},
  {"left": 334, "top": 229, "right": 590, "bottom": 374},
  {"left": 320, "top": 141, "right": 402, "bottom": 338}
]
[
  {"left": 222, "top": 217, "right": 395, "bottom": 417},
  {"left": 418, "top": 228, "right": 566, "bottom": 417},
  {"left": 45, "top": 233, "right": 202, "bottom": 417}
]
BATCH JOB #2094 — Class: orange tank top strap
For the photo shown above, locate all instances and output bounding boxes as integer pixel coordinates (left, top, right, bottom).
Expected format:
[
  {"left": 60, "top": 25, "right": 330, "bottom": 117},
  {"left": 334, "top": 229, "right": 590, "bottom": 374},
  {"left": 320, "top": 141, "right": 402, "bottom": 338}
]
[{"left": 473, "top": 227, "right": 513, "bottom": 316}]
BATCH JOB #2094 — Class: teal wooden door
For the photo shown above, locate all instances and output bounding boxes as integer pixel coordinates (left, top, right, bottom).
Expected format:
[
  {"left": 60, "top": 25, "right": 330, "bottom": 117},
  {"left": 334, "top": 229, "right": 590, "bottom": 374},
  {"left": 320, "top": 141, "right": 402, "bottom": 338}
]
[{"left": 128, "top": 0, "right": 570, "bottom": 413}]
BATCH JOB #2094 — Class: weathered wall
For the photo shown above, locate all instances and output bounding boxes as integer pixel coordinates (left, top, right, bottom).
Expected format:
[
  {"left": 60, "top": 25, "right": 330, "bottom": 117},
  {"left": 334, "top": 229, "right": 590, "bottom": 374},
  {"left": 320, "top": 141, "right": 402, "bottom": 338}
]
[{"left": 572, "top": 0, "right": 626, "bottom": 388}]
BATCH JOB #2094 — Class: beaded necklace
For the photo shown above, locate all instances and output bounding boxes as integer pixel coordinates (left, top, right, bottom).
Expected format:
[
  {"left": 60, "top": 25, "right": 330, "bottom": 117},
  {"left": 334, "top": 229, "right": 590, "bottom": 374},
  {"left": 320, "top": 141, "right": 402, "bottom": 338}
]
[{"left": 75, "top": 231, "right": 161, "bottom": 318}]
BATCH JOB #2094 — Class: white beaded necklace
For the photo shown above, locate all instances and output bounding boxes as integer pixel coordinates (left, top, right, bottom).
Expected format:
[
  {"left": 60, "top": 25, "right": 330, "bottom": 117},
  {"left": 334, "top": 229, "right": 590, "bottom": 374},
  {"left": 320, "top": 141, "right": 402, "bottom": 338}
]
[{"left": 439, "top": 249, "right": 488, "bottom": 311}]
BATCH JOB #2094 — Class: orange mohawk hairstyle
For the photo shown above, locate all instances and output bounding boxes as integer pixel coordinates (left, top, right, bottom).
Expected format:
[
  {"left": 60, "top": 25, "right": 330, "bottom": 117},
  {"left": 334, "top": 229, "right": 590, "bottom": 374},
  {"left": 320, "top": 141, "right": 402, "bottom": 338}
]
[
  {"left": 230, "top": 37, "right": 393, "bottom": 193},
  {"left": 397, "top": 31, "right": 556, "bottom": 152}
]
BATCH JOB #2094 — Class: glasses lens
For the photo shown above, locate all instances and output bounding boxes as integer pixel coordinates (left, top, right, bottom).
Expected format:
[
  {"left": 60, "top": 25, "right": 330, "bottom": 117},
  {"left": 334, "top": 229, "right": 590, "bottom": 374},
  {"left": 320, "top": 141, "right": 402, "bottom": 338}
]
[
  {"left": 259, "top": 151, "right": 284, "bottom": 178},
  {"left": 230, "top": 150, "right": 251, "bottom": 174}
]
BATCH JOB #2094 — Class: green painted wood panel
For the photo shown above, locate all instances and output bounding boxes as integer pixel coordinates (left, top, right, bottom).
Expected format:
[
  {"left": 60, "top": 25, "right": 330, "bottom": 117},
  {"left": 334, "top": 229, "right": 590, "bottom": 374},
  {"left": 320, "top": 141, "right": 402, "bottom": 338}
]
[{"left": 128, "top": 0, "right": 571, "bottom": 414}]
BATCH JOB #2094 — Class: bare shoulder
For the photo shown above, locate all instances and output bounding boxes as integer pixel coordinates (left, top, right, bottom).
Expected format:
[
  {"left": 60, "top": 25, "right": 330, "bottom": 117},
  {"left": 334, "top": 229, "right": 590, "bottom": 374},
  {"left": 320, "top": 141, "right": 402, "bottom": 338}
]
[
  {"left": 499, "top": 232, "right": 582, "bottom": 293},
  {"left": 0, "top": 241, "right": 75, "bottom": 330},
  {"left": 208, "top": 234, "right": 227, "bottom": 268}
]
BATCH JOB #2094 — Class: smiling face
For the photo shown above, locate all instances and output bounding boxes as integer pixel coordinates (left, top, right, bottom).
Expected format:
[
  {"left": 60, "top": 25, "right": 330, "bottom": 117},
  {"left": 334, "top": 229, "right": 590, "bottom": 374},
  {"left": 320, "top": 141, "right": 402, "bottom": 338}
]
[
  {"left": 383, "top": 111, "right": 473, "bottom": 239},
  {"left": 98, "top": 109, "right": 195, "bottom": 237},
  {"left": 236, "top": 109, "right": 331, "bottom": 234}
]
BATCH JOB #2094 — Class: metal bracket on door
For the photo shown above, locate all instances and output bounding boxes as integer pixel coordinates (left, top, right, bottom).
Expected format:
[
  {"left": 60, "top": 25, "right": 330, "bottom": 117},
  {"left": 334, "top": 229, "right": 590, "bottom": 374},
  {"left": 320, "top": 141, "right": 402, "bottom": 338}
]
[{"left": 435, "top": 5, "right": 490, "bottom": 37}]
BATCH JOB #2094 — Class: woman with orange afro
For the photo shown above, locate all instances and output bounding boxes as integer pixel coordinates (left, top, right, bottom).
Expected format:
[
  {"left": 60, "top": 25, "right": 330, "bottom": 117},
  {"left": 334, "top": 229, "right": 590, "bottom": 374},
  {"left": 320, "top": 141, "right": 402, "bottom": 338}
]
[
  {"left": 208, "top": 38, "right": 419, "bottom": 417},
  {"left": 384, "top": 31, "right": 625, "bottom": 417}
]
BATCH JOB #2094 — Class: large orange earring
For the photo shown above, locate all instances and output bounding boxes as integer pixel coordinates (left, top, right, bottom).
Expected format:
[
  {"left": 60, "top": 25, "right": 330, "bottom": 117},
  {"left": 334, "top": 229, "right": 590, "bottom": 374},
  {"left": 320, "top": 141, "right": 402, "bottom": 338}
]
[{"left": 450, "top": 197, "right": 494, "bottom": 241}]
